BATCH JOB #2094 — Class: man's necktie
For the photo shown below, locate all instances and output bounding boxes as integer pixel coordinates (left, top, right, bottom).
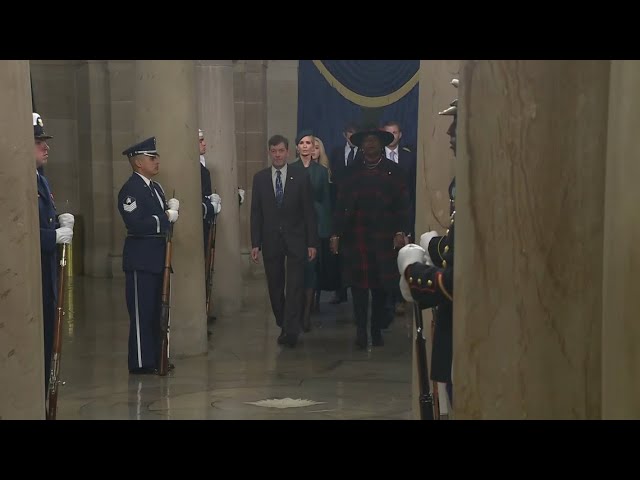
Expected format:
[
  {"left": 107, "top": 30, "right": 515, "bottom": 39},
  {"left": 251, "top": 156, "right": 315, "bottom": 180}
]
[
  {"left": 150, "top": 181, "right": 164, "bottom": 209},
  {"left": 347, "top": 146, "right": 355, "bottom": 166},
  {"left": 275, "top": 170, "right": 284, "bottom": 207},
  {"left": 390, "top": 150, "right": 396, "bottom": 162}
]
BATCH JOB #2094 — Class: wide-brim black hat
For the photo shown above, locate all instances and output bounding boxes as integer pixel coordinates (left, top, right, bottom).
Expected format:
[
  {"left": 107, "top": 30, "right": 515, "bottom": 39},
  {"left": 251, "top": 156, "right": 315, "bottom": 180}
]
[{"left": 350, "top": 129, "right": 395, "bottom": 148}]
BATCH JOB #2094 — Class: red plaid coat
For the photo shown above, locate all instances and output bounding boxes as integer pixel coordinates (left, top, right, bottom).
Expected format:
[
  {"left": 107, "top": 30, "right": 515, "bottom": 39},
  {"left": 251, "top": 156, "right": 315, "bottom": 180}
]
[{"left": 333, "top": 158, "right": 410, "bottom": 290}]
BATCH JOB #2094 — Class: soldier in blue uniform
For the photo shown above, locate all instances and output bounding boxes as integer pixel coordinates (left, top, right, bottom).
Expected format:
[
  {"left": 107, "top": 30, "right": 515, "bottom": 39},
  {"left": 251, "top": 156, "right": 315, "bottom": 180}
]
[
  {"left": 34, "top": 112, "right": 75, "bottom": 392},
  {"left": 198, "top": 129, "right": 221, "bottom": 255},
  {"left": 117, "top": 137, "right": 180, "bottom": 375},
  {"left": 397, "top": 79, "right": 458, "bottom": 404}
]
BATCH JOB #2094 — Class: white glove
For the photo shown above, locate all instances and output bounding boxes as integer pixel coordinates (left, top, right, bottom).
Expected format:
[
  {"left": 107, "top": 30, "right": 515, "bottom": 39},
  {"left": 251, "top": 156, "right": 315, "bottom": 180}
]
[
  {"left": 420, "top": 230, "right": 439, "bottom": 266},
  {"left": 58, "top": 213, "right": 75, "bottom": 229},
  {"left": 167, "top": 198, "right": 180, "bottom": 211},
  {"left": 209, "top": 193, "right": 222, "bottom": 214},
  {"left": 55, "top": 227, "right": 73, "bottom": 244},
  {"left": 166, "top": 209, "right": 179, "bottom": 223},
  {"left": 238, "top": 188, "right": 245, "bottom": 205},
  {"left": 397, "top": 244, "right": 427, "bottom": 303}
]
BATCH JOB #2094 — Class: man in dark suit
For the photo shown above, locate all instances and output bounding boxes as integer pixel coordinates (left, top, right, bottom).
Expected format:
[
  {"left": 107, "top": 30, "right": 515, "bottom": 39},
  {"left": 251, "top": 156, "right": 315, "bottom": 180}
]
[
  {"left": 117, "top": 136, "right": 180, "bottom": 374},
  {"left": 34, "top": 112, "right": 75, "bottom": 393},
  {"left": 382, "top": 120, "right": 418, "bottom": 318},
  {"left": 382, "top": 120, "right": 416, "bottom": 238},
  {"left": 250, "top": 134, "right": 318, "bottom": 347},
  {"left": 329, "top": 121, "right": 361, "bottom": 182},
  {"left": 327, "top": 121, "right": 361, "bottom": 304}
]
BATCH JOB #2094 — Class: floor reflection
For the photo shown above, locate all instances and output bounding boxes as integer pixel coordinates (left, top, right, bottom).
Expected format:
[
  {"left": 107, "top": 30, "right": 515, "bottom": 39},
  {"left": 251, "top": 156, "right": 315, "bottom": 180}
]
[{"left": 57, "top": 274, "right": 413, "bottom": 420}]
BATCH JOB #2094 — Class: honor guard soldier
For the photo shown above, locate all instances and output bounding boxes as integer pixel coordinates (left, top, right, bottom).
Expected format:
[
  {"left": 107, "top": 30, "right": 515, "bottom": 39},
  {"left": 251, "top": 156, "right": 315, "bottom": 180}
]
[
  {"left": 397, "top": 78, "right": 458, "bottom": 404},
  {"left": 199, "top": 129, "right": 221, "bottom": 254},
  {"left": 34, "top": 112, "right": 75, "bottom": 391},
  {"left": 117, "top": 136, "right": 180, "bottom": 375}
]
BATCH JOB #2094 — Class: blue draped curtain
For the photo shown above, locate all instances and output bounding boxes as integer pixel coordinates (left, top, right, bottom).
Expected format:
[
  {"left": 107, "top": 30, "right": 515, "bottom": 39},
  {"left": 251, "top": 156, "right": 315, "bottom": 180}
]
[{"left": 297, "top": 60, "right": 419, "bottom": 159}]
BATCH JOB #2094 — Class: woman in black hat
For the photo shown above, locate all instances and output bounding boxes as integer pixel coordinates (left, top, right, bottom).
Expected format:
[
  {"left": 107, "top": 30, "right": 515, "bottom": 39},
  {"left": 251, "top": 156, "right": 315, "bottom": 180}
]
[{"left": 330, "top": 129, "right": 410, "bottom": 348}]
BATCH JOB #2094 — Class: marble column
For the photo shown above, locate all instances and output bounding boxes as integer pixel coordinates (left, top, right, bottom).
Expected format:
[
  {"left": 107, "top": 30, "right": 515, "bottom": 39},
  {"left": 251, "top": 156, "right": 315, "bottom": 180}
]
[
  {"left": 0, "top": 60, "right": 46, "bottom": 419},
  {"left": 454, "top": 60, "right": 610, "bottom": 419},
  {"left": 107, "top": 60, "right": 135, "bottom": 278},
  {"left": 133, "top": 60, "right": 207, "bottom": 357},
  {"left": 234, "top": 60, "right": 268, "bottom": 275},
  {"left": 601, "top": 60, "right": 640, "bottom": 419},
  {"left": 410, "top": 60, "right": 460, "bottom": 419},
  {"left": 75, "top": 60, "right": 113, "bottom": 277},
  {"left": 196, "top": 60, "right": 242, "bottom": 316}
]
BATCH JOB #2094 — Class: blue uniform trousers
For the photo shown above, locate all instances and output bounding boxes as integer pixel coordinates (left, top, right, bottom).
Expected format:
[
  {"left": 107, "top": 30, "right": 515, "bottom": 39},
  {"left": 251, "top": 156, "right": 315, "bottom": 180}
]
[{"left": 125, "top": 270, "right": 163, "bottom": 371}]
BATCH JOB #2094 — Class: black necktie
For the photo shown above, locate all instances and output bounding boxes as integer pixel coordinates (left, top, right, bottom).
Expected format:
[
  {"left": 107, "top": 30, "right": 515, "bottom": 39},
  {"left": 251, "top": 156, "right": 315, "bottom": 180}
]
[{"left": 347, "top": 146, "right": 355, "bottom": 166}]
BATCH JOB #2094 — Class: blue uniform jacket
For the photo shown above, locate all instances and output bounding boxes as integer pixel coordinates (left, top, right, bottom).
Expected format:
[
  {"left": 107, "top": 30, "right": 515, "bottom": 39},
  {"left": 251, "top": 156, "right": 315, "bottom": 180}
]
[
  {"left": 38, "top": 173, "right": 58, "bottom": 311},
  {"left": 117, "top": 173, "right": 170, "bottom": 274}
]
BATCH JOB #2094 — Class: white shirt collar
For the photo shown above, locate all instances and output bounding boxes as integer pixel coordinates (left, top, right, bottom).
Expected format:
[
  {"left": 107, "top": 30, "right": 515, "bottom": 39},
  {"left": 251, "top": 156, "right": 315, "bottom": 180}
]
[
  {"left": 135, "top": 171, "right": 152, "bottom": 186},
  {"left": 200, "top": 155, "right": 206, "bottom": 167},
  {"left": 272, "top": 163, "right": 287, "bottom": 176}
]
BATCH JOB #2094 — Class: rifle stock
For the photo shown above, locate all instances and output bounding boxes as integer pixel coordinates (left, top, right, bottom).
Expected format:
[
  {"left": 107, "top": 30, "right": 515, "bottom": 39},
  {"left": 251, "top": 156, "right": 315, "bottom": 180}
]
[
  {"left": 46, "top": 243, "right": 67, "bottom": 420},
  {"left": 413, "top": 302, "right": 434, "bottom": 420},
  {"left": 158, "top": 224, "right": 173, "bottom": 376}
]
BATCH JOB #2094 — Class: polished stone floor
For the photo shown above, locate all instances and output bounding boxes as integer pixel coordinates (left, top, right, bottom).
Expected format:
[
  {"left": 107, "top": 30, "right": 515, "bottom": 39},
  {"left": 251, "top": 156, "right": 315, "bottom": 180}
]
[{"left": 55, "top": 273, "right": 414, "bottom": 420}]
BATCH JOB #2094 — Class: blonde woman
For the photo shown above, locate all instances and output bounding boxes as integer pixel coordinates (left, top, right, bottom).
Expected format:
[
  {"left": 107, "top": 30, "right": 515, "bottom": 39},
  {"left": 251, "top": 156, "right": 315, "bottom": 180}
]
[
  {"left": 312, "top": 137, "right": 332, "bottom": 181},
  {"left": 310, "top": 136, "right": 339, "bottom": 312}
]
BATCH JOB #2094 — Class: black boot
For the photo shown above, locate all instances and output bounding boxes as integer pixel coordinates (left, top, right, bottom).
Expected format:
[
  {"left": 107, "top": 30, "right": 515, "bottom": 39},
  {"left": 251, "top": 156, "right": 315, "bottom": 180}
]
[
  {"left": 355, "top": 327, "right": 368, "bottom": 349},
  {"left": 302, "top": 289, "right": 313, "bottom": 332},
  {"left": 371, "top": 328, "right": 384, "bottom": 347}
]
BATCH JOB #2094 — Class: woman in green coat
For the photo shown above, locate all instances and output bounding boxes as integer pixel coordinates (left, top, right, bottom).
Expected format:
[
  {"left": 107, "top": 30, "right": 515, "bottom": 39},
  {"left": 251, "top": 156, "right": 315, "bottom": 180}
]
[{"left": 291, "top": 130, "right": 332, "bottom": 331}]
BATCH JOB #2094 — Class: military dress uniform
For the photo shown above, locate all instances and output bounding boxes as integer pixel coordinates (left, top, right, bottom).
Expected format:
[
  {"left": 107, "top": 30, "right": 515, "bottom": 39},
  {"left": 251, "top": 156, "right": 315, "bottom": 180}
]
[
  {"left": 34, "top": 112, "right": 74, "bottom": 391},
  {"left": 404, "top": 178, "right": 455, "bottom": 385},
  {"left": 398, "top": 83, "right": 458, "bottom": 397},
  {"left": 200, "top": 159, "right": 217, "bottom": 254},
  {"left": 38, "top": 169, "right": 58, "bottom": 390},
  {"left": 117, "top": 137, "right": 175, "bottom": 374}
]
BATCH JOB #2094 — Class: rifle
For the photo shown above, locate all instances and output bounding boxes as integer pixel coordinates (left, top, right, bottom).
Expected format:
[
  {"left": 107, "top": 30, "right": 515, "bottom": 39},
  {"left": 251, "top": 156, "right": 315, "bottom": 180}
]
[
  {"left": 46, "top": 243, "right": 68, "bottom": 420},
  {"left": 431, "top": 308, "right": 441, "bottom": 419},
  {"left": 204, "top": 208, "right": 218, "bottom": 319},
  {"left": 158, "top": 193, "right": 175, "bottom": 376},
  {"left": 413, "top": 302, "right": 434, "bottom": 420}
]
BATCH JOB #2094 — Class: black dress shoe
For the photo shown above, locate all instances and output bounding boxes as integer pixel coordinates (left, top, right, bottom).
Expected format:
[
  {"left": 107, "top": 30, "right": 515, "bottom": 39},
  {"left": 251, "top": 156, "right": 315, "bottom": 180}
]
[
  {"left": 129, "top": 367, "right": 159, "bottom": 375},
  {"left": 355, "top": 328, "right": 368, "bottom": 349},
  {"left": 278, "top": 332, "right": 297, "bottom": 347}
]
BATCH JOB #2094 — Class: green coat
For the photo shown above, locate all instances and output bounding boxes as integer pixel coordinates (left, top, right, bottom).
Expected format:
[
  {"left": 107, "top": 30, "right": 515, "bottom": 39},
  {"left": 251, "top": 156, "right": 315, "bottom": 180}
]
[{"left": 291, "top": 159, "right": 332, "bottom": 238}]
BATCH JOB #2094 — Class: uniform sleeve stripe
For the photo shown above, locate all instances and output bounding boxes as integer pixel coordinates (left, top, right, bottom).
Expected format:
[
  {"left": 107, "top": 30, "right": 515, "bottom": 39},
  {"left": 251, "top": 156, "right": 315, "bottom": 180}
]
[
  {"left": 437, "top": 271, "right": 453, "bottom": 301},
  {"left": 437, "top": 236, "right": 445, "bottom": 261},
  {"left": 153, "top": 215, "right": 160, "bottom": 233}
]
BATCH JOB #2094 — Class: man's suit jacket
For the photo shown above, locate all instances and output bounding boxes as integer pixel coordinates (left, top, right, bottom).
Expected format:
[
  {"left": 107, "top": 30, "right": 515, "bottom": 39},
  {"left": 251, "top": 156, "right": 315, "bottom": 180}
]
[
  {"left": 395, "top": 146, "right": 417, "bottom": 237},
  {"left": 329, "top": 144, "right": 361, "bottom": 184},
  {"left": 250, "top": 163, "right": 319, "bottom": 259}
]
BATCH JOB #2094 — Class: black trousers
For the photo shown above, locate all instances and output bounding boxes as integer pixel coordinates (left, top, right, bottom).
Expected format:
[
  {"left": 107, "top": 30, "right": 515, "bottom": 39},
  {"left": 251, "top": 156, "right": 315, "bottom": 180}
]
[
  {"left": 263, "top": 234, "right": 305, "bottom": 337},
  {"left": 351, "top": 287, "right": 389, "bottom": 333}
]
